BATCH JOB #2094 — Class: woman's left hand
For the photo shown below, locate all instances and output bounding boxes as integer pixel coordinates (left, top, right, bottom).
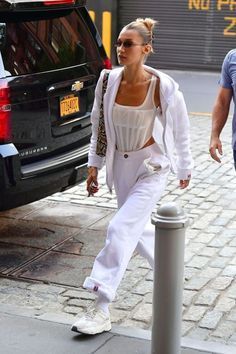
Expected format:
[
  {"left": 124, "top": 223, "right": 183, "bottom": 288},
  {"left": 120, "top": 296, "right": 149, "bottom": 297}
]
[{"left": 179, "top": 179, "right": 190, "bottom": 189}]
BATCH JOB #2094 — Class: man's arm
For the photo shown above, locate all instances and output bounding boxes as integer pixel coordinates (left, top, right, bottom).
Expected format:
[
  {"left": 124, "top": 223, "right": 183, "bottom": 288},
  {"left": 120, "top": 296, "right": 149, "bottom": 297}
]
[{"left": 209, "top": 87, "right": 232, "bottom": 162}]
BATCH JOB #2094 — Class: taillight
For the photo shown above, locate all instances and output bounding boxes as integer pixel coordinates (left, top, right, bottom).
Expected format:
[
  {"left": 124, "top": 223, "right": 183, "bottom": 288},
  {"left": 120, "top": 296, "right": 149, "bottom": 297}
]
[
  {"left": 103, "top": 58, "right": 112, "bottom": 69},
  {"left": 44, "top": 0, "right": 74, "bottom": 5},
  {"left": 0, "top": 85, "right": 11, "bottom": 143}
]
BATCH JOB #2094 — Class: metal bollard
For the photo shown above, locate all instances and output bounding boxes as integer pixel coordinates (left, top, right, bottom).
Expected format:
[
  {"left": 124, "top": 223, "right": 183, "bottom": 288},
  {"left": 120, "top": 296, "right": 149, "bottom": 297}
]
[{"left": 151, "top": 202, "right": 189, "bottom": 354}]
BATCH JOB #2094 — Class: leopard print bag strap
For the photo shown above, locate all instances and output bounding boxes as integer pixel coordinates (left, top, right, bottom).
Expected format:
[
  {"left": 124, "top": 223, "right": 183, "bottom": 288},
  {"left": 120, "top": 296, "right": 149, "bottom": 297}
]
[{"left": 96, "top": 71, "right": 110, "bottom": 157}]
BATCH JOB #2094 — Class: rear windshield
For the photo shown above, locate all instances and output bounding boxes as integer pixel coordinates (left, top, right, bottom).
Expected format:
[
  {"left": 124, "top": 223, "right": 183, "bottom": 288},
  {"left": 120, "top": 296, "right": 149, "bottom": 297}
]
[{"left": 0, "top": 9, "right": 99, "bottom": 77}]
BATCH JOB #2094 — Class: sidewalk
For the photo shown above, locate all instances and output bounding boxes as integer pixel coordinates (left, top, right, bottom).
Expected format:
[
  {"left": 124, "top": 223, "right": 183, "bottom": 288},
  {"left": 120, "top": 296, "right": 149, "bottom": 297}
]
[
  {"left": 46, "top": 113, "right": 236, "bottom": 346},
  {"left": 1, "top": 113, "right": 236, "bottom": 353},
  {"left": 1, "top": 312, "right": 233, "bottom": 354}
]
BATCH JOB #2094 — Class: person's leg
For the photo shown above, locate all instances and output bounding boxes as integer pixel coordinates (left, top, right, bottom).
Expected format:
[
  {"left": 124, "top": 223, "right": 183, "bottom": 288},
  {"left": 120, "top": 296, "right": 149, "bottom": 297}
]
[
  {"left": 134, "top": 144, "right": 170, "bottom": 268},
  {"left": 72, "top": 177, "right": 165, "bottom": 334},
  {"left": 72, "top": 146, "right": 168, "bottom": 334},
  {"left": 83, "top": 171, "right": 167, "bottom": 302},
  {"left": 135, "top": 221, "right": 156, "bottom": 268}
]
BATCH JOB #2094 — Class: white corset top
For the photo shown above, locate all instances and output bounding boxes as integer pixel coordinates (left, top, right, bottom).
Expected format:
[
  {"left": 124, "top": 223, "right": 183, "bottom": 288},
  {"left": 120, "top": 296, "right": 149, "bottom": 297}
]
[{"left": 112, "top": 75, "right": 157, "bottom": 152}]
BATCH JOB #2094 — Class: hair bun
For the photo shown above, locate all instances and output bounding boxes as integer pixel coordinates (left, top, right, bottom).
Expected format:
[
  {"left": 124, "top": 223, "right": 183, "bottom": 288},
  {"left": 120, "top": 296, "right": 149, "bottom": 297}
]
[{"left": 136, "top": 18, "right": 157, "bottom": 34}]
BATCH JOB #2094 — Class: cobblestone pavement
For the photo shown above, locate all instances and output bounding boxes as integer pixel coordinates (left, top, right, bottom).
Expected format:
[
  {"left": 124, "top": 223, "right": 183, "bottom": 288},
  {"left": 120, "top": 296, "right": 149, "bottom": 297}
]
[{"left": 1, "top": 114, "right": 236, "bottom": 349}]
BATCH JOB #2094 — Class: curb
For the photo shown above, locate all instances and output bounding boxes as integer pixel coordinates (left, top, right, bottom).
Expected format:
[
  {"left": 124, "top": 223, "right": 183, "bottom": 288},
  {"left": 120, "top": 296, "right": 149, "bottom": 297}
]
[
  {"left": 0, "top": 304, "right": 235, "bottom": 354},
  {"left": 111, "top": 326, "right": 236, "bottom": 354}
]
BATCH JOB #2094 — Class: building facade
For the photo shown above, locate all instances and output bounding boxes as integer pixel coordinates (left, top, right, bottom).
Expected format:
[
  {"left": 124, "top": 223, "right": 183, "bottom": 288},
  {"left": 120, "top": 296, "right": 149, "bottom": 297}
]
[{"left": 87, "top": 0, "right": 236, "bottom": 71}]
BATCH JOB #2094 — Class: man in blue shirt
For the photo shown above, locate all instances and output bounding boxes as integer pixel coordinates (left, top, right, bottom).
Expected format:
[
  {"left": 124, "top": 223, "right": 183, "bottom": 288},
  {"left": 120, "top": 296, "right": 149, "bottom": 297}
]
[{"left": 209, "top": 49, "right": 236, "bottom": 165}]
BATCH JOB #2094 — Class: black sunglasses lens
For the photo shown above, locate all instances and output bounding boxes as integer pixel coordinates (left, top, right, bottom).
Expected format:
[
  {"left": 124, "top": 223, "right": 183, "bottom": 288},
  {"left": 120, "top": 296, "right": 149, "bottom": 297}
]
[
  {"left": 123, "top": 41, "right": 133, "bottom": 48},
  {"left": 115, "top": 41, "right": 133, "bottom": 48}
]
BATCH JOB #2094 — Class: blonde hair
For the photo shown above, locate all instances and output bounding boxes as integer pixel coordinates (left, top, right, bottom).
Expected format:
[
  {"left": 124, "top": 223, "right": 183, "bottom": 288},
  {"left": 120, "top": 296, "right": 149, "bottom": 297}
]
[{"left": 123, "top": 18, "right": 157, "bottom": 53}]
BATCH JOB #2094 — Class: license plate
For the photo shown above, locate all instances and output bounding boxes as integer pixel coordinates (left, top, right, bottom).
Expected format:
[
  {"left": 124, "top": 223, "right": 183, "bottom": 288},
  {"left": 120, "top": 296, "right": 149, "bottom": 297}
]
[{"left": 60, "top": 95, "right": 79, "bottom": 117}]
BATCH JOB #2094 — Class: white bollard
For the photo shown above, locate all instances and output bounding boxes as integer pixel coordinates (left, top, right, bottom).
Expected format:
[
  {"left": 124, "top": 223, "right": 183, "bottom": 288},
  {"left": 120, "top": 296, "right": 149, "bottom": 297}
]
[{"left": 151, "top": 202, "right": 189, "bottom": 354}]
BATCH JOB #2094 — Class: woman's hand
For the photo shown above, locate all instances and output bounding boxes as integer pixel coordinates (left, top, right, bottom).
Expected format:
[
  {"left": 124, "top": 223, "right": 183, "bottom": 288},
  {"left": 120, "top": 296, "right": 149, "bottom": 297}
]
[
  {"left": 87, "top": 167, "right": 99, "bottom": 196},
  {"left": 179, "top": 179, "right": 190, "bottom": 189}
]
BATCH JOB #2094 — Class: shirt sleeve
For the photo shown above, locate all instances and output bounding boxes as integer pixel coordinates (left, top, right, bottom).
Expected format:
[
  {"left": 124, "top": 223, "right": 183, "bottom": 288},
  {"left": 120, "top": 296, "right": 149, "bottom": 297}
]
[
  {"left": 219, "top": 52, "right": 232, "bottom": 89},
  {"left": 87, "top": 69, "right": 106, "bottom": 169}
]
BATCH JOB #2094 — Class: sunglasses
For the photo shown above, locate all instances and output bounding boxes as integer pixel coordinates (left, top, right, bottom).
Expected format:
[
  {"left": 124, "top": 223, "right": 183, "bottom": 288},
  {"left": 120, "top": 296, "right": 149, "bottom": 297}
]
[{"left": 114, "top": 40, "right": 146, "bottom": 48}]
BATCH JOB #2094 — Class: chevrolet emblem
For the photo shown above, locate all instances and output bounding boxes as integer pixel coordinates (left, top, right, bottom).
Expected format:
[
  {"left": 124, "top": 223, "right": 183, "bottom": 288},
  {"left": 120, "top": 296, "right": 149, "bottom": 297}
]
[{"left": 71, "top": 81, "right": 84, "bottom": 91}]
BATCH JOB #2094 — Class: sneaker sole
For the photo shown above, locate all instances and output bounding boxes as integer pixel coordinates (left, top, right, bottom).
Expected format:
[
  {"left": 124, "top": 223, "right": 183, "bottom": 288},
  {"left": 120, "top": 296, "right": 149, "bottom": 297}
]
[{"left": 71, "top": 323, "right": 112, "bottom": 335}]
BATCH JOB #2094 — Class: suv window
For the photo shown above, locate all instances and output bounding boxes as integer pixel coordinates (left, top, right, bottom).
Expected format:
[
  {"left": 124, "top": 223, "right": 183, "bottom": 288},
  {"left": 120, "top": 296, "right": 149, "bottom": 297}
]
[{"left": 0, "top": 9, "right": 98, "bottom": 77}]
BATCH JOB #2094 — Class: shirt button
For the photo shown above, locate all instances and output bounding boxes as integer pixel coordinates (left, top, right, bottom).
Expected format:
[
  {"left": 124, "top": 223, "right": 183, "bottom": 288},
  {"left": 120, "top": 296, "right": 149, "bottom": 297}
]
[{"left": 124, "top": 154, "right": 128, "bottom": 158}]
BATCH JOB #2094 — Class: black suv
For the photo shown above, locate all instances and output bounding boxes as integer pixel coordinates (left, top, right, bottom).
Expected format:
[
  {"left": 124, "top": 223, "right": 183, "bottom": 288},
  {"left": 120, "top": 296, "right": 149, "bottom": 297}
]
[{"left": 0, "top": 0, "right": 111, "bottom": 211}]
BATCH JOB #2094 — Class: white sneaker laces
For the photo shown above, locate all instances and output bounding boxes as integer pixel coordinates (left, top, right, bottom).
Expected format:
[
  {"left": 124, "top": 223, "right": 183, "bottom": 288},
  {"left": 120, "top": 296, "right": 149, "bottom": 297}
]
[{"left": 84, "top": 307, "right": 98, "bottom": 320}]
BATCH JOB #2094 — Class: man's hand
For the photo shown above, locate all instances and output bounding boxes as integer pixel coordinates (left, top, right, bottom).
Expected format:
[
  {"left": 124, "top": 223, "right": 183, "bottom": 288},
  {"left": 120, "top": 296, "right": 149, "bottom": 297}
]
[
  {"left": 209, "top": 86, "right": 232, "bottom": 163},
  {"left": 209, "top": 136, "right": 223, "bottom": 163}
]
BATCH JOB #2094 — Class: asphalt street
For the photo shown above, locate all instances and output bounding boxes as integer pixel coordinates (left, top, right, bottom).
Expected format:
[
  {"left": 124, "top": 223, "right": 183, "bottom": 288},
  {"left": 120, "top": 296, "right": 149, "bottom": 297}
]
[{"left": 163, "top": 69, "right": 234, "bottom": 116}]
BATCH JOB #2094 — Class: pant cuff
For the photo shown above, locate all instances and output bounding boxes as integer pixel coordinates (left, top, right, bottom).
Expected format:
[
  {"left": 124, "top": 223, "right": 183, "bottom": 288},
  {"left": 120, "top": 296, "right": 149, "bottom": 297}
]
[{"left": 83, "top": 277, "right": 115, "bottom": 302}]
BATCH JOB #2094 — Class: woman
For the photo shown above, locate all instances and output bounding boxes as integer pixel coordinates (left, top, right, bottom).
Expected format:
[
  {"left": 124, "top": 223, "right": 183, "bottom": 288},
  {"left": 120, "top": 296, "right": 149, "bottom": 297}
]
[{"left": 71, "top": 18, "right": 193, "bottom": 335}]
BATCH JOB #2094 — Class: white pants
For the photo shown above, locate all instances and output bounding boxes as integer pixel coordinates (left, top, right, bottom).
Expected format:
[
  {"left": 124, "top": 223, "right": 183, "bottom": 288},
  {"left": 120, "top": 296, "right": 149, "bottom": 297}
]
[{"left": 83, "top": 143, "right": 170, "bottom": 302}]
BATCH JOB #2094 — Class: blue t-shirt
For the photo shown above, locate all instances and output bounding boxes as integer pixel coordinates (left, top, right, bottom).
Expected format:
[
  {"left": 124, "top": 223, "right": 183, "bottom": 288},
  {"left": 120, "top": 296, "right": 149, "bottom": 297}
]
[{"left": 220, "top": 49, "right": 236, "bottom": 148}]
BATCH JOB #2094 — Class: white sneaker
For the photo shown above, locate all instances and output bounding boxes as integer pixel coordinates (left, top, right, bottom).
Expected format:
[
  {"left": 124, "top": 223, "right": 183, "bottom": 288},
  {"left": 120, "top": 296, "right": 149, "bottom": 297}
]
[{"left": 71, "top": 306, "right": 111, "bottom": 335}]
